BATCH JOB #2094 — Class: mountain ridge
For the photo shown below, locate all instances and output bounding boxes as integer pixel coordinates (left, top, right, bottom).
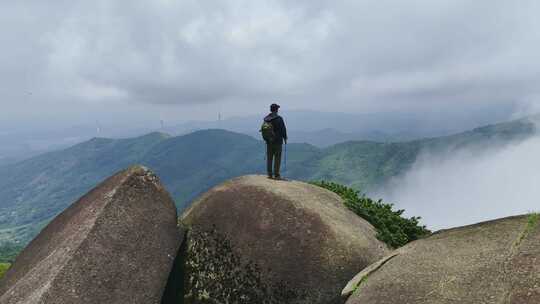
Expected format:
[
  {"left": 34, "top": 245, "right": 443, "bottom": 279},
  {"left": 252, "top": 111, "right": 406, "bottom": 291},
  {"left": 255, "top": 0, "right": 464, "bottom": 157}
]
[{"left": 0, "top": 115, "right": 537, "bottom": 244}]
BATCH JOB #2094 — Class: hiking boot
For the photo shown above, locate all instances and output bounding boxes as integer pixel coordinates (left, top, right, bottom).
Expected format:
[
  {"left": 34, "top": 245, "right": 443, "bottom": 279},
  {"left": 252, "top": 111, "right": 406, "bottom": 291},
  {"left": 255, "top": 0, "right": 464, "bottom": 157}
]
[
  {"left": 267, "top": 174, "right": 273, "bottom": 179},
  {"left": 274, "top": 175, "right": 282, "bottom": 180}
]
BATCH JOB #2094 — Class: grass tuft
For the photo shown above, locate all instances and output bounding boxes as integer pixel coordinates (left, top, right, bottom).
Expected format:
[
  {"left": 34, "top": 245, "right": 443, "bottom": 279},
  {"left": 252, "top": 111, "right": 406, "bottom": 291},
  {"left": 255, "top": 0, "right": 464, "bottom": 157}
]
[
  {"left": 526, "top": 212, "right": 540, "bottom": 235},
  {"left": 0, "top": 263, "right": 10, "bottom": 280}
]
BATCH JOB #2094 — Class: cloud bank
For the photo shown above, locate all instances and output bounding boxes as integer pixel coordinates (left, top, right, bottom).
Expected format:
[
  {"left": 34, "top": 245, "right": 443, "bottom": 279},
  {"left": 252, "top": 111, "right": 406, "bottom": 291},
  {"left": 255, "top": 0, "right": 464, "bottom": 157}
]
[
  {"left": 382, "top": 133, "right": 540, "bottom": 230},
  {"left": 2, "top": 0, "right": 540, "bottom": 125}
]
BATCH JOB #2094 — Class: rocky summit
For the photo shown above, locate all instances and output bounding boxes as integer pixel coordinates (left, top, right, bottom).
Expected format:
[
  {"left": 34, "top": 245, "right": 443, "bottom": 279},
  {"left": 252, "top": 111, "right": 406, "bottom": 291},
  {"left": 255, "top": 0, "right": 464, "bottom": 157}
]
[
  {"left": 4, "top": 168, "right": 536, "bottom": 304},
  {"left": 178, "top": 175, "right": 389, "bottom": 304},
  {"left": 0, "top": 166, "right": 181, "bottom": 304},
  {"left": 343, "top": 214, "right": 540, "bottom": 304}
]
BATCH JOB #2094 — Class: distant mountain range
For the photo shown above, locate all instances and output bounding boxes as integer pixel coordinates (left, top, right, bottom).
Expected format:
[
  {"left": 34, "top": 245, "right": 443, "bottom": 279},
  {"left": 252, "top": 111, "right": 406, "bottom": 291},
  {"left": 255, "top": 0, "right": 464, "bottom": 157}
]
[
  {"left": 1, "top": 109, "right": 515, "bottom": 166},
  {"left": 166, "top": 109, "right": 500, "bottom": 146},
  {"left": 0, "top": 115, "right": 537, "bottom": 244}
]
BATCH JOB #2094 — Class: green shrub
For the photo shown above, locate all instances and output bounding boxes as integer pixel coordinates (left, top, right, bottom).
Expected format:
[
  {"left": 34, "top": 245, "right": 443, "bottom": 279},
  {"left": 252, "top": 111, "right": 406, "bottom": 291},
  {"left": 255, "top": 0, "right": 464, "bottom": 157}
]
[
  {"left": 0, "top": 263, "right": 10, "bottom": 279},
  {"left": 312, "top": 181, "right": 430, "bottom": 248}
]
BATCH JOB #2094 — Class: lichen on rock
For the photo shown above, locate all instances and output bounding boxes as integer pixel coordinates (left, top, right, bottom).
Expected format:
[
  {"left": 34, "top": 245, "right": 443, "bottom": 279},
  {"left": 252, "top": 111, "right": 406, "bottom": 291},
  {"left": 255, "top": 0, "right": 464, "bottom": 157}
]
[
  {"left": 344, "top": 214, "right": 540, "bottom": 304},
  {"left": 179, "top": 175, "right": 389, "bottom": 304},
  {"left": 183, "top": 226, "right": 305, "bottom": 304}
]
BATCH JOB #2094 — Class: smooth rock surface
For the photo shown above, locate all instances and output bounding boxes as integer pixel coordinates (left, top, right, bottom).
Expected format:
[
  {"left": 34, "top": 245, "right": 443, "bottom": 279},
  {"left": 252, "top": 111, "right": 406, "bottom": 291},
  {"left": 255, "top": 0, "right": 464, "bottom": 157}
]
[
  {"left": 180, "top": 175, "right": 389, "bottom": 304},
  {"left": 0, "top": 166, "right": 181, "bottom": 304},
  {"left": 345, "top": 214, "right": 540, "bottom": 304}
]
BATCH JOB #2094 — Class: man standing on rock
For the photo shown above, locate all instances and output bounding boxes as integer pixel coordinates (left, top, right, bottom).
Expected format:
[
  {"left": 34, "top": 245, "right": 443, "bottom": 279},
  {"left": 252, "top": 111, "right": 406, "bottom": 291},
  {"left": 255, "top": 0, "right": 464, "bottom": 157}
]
[{"left": 261, "top": 103, "right": 287, "bottom": 180}]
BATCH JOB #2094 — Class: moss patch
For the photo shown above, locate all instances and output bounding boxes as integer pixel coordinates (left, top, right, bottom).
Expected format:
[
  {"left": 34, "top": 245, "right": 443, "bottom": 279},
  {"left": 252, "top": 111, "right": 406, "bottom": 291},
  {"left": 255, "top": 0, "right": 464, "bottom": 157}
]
[
  {"left": 183, "top": 226, "right": 305, "bottom": 304},
  {"left": 0, "top": 263, "right": 10, "bottom": 280}
]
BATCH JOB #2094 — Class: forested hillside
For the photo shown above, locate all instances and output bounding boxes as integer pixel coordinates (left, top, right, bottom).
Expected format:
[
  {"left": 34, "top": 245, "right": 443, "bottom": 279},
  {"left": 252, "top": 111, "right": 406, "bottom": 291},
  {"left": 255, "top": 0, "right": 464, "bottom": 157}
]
[{"left": 0, "top": 116, "right": 536, "bottom": 245}]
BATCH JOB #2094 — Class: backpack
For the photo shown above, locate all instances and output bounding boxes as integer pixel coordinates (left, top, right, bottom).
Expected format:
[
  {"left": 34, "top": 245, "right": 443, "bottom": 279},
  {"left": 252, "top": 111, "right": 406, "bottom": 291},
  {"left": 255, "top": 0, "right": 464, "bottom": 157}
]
[{"left": 260, "top": 121, "right": 276, "bottom": 143}]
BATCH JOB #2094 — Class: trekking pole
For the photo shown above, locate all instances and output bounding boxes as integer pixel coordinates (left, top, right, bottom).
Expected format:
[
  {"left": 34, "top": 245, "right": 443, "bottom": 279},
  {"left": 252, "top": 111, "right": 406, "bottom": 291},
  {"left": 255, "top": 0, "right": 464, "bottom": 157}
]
[{"left": 284, "top": 142, "right": 287, "bottom": 174}]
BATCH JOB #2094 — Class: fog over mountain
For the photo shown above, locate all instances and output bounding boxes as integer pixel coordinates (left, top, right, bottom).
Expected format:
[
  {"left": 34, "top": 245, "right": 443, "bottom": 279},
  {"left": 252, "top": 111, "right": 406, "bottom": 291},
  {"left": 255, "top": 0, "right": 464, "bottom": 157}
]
[{"left": 381, "top": 117, "right": 540, "bottom": 230}]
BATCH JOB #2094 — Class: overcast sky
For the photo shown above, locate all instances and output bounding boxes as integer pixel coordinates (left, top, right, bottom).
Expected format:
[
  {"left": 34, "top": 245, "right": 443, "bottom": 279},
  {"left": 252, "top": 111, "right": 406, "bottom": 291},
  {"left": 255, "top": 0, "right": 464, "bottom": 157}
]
[{"left": 2, "top": 0, "right": 540, "bottom": 129}]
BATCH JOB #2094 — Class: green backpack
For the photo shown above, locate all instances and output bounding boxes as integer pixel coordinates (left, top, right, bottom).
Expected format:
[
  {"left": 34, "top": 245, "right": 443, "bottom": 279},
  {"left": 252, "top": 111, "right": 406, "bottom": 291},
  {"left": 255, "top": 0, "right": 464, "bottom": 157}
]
[{"left": 260, "top": 121, "right": 276, "bottom": 142}]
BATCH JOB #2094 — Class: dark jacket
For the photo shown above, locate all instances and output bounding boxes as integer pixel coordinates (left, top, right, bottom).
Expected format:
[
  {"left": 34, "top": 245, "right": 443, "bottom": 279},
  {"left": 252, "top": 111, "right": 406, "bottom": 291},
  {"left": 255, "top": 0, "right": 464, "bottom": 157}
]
[{"left": 264, "top": 112, "right": 287, "bottom": 144}]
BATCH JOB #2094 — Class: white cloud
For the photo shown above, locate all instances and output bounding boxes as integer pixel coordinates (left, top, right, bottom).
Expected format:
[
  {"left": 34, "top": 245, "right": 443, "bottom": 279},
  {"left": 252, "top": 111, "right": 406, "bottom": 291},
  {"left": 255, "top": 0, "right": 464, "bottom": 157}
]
[
  {"left": 1, "top": 0, "right": 540, "bottom": 124},
  {"left": 382, "top": 135, "right": 540, "bottom": 230}
]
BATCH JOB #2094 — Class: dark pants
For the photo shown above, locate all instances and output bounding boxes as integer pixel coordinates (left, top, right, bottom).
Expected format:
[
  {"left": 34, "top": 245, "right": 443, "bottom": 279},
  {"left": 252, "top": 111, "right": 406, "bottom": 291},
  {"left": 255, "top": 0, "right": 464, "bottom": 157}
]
[{"left": 266, "top": 143, "right": 282, "bottom": 177}]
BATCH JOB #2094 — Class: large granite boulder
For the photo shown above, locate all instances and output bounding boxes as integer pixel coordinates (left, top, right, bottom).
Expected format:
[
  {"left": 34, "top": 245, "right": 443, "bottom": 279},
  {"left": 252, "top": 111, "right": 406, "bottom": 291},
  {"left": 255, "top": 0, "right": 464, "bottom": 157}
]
[
  {"left": 0, "top": 166, "right": 182, "bottom": 304},
  {"left": 344, "top": 214, "right": 540, "bottom": 304},
  {"left": 179, "top": 175, "right": 389, "bottom": 304}
]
